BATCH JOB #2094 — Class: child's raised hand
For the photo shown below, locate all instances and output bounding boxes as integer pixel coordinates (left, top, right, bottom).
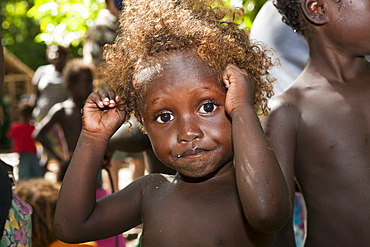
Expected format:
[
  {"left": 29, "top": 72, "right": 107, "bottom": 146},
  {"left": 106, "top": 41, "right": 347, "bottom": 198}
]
[
  {"left": 222, "top": 64, "right": 256, "bottom": 116},
  {"left": 82, "top": 89, "right": 126, "bottom": 137}
]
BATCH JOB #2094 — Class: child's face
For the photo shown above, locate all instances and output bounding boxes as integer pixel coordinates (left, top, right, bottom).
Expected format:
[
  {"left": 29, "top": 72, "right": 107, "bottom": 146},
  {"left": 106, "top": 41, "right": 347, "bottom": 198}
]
[
  {"left": 74, "top": 71, "right": 93, "bottom": 100},
  {"left": 325, "top": 0, "right": 370, "bottom": 54},
  {"left": 141, "top": 53, "right": 233, "bottom": 178}
]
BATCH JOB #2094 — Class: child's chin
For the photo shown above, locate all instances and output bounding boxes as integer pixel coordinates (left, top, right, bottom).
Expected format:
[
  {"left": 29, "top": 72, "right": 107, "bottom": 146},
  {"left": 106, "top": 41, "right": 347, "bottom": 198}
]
[{"left": 177, "top": 169, "right": 217, "bottom": 182}]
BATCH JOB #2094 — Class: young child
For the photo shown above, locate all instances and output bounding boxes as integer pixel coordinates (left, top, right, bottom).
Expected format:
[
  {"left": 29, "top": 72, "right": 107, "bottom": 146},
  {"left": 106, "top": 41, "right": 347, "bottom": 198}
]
[
  {"left": 54, "top": 0, "right": 291, "bottom": 246},
  {"left": 6, "top": 101, "right": 43, "bottom": 180},
  {"left": 261, "top": 0, "right": 370, "bottom": 246},
  {"left": 33, "top": 59, "right": 94, "bottom": 181}
]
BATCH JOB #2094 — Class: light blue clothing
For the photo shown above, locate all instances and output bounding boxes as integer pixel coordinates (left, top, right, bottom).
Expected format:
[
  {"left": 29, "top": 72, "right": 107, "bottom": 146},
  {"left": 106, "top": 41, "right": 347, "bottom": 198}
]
[{"left": 18, "top": 153, "right": 43, "bottom": 180}]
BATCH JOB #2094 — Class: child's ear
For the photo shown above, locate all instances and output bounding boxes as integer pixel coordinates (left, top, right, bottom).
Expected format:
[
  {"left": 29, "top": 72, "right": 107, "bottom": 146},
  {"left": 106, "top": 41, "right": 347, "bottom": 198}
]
[{"left": 300, "top": 0, "right": 329, "bottom": 25}]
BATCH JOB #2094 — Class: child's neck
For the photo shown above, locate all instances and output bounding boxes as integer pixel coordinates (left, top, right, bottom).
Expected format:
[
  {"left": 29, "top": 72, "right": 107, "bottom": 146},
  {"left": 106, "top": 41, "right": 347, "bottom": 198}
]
[
  {"left": 176, "top": 162, "right": 234, "bottom": 183},
  {"left": 306, "top": 54, "right": 370, "bottom": 85},
  {"left": 69, "top": 96, "right": 84, "bottom": 108}
]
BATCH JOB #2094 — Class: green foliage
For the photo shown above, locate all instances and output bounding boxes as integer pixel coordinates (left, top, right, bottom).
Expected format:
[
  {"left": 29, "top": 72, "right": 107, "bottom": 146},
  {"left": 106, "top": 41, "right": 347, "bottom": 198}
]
[
  {"left": 1, "top": 0, "right": 105, "bottom": 70},
  {"left": 226, "top": 0, "right": 267, "bottom": 29},
  {"left": 1, "top": 0, "right": 267, "bottom": 71},
  {"left": 1, "top": 0, "right": 48, "bottom": 70},
  {"left": 28, "top": 0, "right": 105, "bottom": 48}
]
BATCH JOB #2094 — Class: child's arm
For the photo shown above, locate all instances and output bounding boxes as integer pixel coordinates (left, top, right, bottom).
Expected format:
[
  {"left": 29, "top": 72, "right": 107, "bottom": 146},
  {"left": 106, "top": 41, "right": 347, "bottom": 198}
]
[
  {"left": 32, "top": 105, "right": 65, "bottom": 162},
  {"left": 223, "top": 64, "right": 291, "bottom": 233},
  {"left": 108, "top": 117, "right": 152, "bottom": 152},
  {"left": 261, "top": 98, "right": 300, "bottom": 246},
  {"left": 54, "top": 89, "right": 143, "bottom": 243}
]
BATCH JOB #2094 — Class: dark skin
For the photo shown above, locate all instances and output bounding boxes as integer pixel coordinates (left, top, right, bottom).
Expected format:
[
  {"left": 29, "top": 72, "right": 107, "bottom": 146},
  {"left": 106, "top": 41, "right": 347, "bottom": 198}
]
[
  {"left": 108, "top": 117, "right": 176, "bottom": 174},
  {"left": 33, "top": 71, "right": 93, "bottom": 162},
  {"left": 54, "top": 52, "right": 290, "bottom": 246},
  {"left": 261, "top": 0, "right": 370, "bottom": 246}
]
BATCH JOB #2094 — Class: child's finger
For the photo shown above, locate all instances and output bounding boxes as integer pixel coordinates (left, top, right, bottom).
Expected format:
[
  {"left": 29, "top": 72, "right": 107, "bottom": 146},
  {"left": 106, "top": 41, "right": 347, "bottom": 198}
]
[
  {"left": 222, "top": 64, "right": 239, "bottom": 88},
  {"left": 96, "top": 89, "right": 114, "bottom": 107},
  {"left": 87, "top": 92, "right": 105, "bottom": 108},
  {"left": 106, "top": 89, "right": 117, "bottom": 107},
  {"left": 222, "top": 67, "right": 231, "bottom": 88}
]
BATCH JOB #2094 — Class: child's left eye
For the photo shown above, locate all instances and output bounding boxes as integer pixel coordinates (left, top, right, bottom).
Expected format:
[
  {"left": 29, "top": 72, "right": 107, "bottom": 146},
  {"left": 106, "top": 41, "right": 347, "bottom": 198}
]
[{"left": 200, "top": 102, "right": 216, "bottom": 113}]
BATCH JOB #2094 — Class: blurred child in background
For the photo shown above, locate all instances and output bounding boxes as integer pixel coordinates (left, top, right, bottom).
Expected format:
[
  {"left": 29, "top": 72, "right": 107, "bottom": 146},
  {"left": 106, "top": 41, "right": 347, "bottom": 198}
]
[
  {"left": 6, "top": 101, "right": 42, "bottom": 180},
  {"left": 33, "top": 59, "right": 94, "bottom": 181}
]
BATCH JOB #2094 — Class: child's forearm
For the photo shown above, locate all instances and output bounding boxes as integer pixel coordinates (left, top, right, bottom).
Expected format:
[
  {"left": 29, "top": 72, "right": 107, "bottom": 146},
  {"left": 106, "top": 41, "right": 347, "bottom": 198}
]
[
  {"left": 36, "top": 135, "right": 63, "bottom": 162},
  {"left": 231, "top": 106, "right": 291, "bottom": 233},
  {"left": 54, "top": 129, "right": 109, "bottom": 243}
]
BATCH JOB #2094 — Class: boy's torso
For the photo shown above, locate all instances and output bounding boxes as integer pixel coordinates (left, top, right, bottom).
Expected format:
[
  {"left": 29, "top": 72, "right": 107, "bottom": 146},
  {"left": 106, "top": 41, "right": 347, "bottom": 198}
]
[
  {"left": 54, "top": 100, "right": 83, "bottom": 152},
  {"left": 278, "top": 72, "right": 370, "bottom": 246},
  {"left": 138, "top": 172, "right": 275, "bottom": 247}
]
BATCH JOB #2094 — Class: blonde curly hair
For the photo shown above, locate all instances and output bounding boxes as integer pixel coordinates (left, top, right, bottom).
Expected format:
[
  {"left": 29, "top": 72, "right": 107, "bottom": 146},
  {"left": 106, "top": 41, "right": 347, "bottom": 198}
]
[{"left": 103, "top": 0, "right": 275, "bottom": 120}]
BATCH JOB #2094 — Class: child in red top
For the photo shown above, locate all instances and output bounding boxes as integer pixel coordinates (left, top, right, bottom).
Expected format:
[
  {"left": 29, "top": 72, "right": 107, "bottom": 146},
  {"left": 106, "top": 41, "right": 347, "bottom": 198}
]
[{"left": 6, "top": 102, "right": 42, "bottom": 180}]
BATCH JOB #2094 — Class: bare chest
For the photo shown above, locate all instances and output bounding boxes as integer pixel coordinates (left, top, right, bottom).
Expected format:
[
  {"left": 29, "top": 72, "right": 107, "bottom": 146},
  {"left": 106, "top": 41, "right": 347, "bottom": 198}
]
[
  {"left": 294, "top": 87, "right": 370, "bottom": 227},
  {"left": 139, "top": 179, "right": 273, "bottom": 246}
]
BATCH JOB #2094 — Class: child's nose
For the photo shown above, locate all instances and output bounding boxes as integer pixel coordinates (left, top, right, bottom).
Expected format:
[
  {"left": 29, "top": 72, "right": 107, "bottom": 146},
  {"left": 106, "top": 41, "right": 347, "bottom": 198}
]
[{"left": 177, "top": 116, "right": 204, "bottom": 143}]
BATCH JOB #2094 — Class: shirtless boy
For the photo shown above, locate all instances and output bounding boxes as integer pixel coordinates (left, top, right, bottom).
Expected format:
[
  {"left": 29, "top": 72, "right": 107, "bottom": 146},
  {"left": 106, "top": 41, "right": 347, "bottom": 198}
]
[
  {"left": 262, "top": 0, "right": 370, "bottom": 246},
  {"left": 33, "top": 59, "right": 93, "bottom": 181}
]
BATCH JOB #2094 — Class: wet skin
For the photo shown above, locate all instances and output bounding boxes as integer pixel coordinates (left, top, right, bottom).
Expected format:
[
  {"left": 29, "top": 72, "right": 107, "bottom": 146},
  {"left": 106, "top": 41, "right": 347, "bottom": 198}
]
[
  {"left": 261, "top": 0, "right": 370, "bottom": 246},
  {"left": 54, "top": 52, "right": 290, "bottom": 246}
]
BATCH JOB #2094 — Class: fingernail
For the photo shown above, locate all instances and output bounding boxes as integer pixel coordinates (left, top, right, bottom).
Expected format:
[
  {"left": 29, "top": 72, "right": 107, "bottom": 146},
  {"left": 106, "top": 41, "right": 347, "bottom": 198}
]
[{"left": 110, "top": 100, "right": 115, "bottom": 104}]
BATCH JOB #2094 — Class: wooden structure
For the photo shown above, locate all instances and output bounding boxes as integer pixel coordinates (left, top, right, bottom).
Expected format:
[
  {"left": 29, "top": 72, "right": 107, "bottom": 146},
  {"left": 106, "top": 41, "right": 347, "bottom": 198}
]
[
  {"left": 4, "top": 47, "right": 34, "bottom": 105},
  {"left": 1, "top": 48, "right": 34, "bottom": 149}
]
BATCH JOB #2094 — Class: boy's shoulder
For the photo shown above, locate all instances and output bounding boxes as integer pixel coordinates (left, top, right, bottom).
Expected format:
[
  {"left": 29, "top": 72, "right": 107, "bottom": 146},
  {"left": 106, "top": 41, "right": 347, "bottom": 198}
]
[
  {"left": 127, "top": 173, "right": 176, "bottom": 189},
  {"left": 268, "top": 69, "right": 329, "bottom": 115},
  {"left": 46, "top": 99, "right": 76, "bottom": 117}
]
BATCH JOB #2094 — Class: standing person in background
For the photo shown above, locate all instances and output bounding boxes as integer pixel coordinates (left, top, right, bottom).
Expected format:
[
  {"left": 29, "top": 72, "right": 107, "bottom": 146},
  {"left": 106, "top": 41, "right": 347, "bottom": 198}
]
[
  {"left": 31, "top": 45, "right": 69, "bottom": 123},
  {"left": 261, "top": 0, "right": 370, "bottom": 246},
  {"left": 83, "top": 0, "right": 119, "bottom": 72},
  {"left": 6, "top": 101, "right": 42, "bottom": 180},
  {"left": 30, "top": 45, "right": 69, "bottom": 174},
  {"left": 33, "top": 59, "right": 94, "bottom": 181}
]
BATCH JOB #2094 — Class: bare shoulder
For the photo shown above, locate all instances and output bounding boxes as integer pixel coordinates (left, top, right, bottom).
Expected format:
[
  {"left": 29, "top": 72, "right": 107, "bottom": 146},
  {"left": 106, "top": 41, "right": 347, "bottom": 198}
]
[
  {"left": 125, "top": 173, "right": 176, "bottom": 194},
  {"left": 44, "top": 101, "right": 66, "bottom": 119},
  {"left": 262, "top": 87, "right": 302, "bottom": 132},
  {"left": 140, "top": 173, "right": 176, "bottom": 190},
  {"left": 262, "top": 70, "right": 323, "bottom": 129}
]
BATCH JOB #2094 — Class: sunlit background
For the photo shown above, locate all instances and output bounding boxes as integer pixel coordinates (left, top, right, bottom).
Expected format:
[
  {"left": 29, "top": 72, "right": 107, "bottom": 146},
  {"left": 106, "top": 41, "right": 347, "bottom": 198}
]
[{"left": 1, "top": 0, "right": 267, "bottom": 70}]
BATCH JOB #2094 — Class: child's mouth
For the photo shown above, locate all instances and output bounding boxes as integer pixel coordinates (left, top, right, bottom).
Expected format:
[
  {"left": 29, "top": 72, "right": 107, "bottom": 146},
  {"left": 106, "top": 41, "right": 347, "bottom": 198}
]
[{"left": 177, "top": 147, "right": 208, "bottom": 159}]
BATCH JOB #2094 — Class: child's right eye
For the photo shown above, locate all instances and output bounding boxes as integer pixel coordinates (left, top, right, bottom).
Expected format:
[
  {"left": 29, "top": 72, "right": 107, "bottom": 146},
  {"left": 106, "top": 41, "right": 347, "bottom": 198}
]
[{"left": 156, "top": 113, "right": 174, "bottom": 123}]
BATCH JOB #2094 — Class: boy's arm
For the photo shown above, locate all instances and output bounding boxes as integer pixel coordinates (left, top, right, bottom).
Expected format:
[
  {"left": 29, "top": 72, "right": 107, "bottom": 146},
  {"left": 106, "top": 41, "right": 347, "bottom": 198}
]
[
  {"left": 54, "top": 90, "right": 143, "bottom": 243},
  {"left": 108, "top": 116, "right": 152, "bottom": 153},
  {"left": 260, "top": 99, "right": 300, "bottom": 247},
  {"left": 223, "top": 64, "right": 291, "bottom": 233},
  {"left": 32, "top": 105, "right": 64, "bottom": 162}
]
